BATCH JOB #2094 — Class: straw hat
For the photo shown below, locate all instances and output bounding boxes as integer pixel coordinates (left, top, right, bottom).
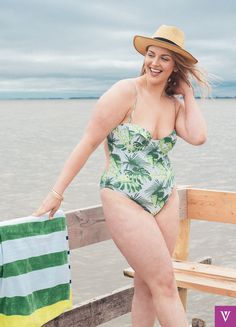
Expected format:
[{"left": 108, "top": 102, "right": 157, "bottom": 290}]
[{"left": 133, "top": 25, "right": 198, "bottom": 64}]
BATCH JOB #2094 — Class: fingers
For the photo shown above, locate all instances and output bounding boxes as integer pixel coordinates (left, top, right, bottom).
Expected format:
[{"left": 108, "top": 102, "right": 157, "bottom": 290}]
[
  {"left": 48, "top": 209, "right": 57, "bottom": 220},
  {"left": 32, "top": 205, "right": 59, "bottom": 219},
  {"left": 32, "top": 209, "right": 55, "bottom": 219},
  {"left": 31, "top": 207, "right": 48, "bottom": 217},
  {"left": 32, "top": 194, "right": 62, "bottom": 219},
  {"left": 31, "top": 203, "right": 49, "bottom": 217}
]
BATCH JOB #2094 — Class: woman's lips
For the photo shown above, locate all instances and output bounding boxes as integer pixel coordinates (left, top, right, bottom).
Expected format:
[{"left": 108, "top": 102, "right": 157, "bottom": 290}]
[{"left": 149, "top": 67, "right": 162, "bottom": 77}]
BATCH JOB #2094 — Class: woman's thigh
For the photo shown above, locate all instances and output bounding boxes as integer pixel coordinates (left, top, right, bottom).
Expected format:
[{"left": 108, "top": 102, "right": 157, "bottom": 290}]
[
  {"left": 133, "top": 186, "right": 180, "bottom": 292},
  {"left": 100, "top": 188, "right": 176, "bottom": 291},
  {"left": 154, "top": 186, "right": 180, "bottom": 256}
]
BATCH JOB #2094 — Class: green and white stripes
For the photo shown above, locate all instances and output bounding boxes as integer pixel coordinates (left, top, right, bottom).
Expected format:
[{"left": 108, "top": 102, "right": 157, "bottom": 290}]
[{"left": 0, "top": 210, "right": 72, "bottom": 327}]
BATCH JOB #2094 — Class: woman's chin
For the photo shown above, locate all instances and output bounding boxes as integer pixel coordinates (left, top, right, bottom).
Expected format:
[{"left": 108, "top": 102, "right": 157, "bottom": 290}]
[{"left": 147, "top": 74, "right": 167, "bottom": 85}]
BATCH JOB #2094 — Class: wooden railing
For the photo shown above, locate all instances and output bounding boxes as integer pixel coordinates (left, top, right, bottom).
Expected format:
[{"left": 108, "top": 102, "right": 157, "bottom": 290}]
[{"left": 44, "top": 186, "right": 236, "bottom": 327}]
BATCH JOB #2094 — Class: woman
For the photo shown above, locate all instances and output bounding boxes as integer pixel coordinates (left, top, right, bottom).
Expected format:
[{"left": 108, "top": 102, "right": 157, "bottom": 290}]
[{"left": 33, "top": 25, "right": 209, "bottom": 327}]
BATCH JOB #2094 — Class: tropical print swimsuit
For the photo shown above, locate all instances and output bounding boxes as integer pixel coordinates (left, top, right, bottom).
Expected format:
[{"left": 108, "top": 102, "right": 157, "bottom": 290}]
[{"left": 99, "top": 82, "right": 177, "bottom": 215}]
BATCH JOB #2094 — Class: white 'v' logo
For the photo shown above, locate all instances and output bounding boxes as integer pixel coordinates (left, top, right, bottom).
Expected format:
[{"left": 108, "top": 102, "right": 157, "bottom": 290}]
[{"left": 220, "top": 310, "right": 231, "bottom": 322}]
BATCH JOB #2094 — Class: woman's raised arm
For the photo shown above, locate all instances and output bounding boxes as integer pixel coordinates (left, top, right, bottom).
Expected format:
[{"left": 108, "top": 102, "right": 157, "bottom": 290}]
[
  {"left": 173, "top": 80, "right": 207, "bottom": 145},
  {"left": 32, "top": 79, "right": 135, "bottom": 218}
]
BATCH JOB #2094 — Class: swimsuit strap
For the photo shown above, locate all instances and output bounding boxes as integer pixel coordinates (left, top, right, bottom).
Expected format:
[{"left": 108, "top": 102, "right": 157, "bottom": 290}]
[{"left": 128, "top": 81, "right": 138, "bottom": 123}]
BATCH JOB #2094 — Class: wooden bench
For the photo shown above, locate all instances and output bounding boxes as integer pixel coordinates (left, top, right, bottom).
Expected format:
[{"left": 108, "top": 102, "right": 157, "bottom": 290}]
[
  {"left": 43, "top": 186, "right": 236, "bottom": 326},
  {"left": 123, "top": 186, "right": 236, "bottom": 325},
  {"left": 124, "top": 259, "right": 236, "bottom": 297}
]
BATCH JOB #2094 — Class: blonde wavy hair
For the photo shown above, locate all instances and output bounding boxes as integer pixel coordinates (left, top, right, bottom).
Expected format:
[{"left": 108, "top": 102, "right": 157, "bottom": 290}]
[{"left": 140, "top": 47, "right": 212, "bottom": 98}]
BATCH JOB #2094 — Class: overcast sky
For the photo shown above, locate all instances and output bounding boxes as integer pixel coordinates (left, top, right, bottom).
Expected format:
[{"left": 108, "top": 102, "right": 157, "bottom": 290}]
[{"left": 0, "top": 0, "right": 235, "bottom": 98}]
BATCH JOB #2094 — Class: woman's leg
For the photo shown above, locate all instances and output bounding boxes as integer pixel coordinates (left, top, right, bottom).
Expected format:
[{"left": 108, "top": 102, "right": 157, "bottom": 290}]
[
  {"left": 131, "top": 272, "right": 156, "bottom": 326},
  {"left": 100, "top": 188, "right": 188, "bottom": 327},
  {"left": 153, "top": 187, "right": 180, "bottom": 256},
  {"left": 131, "top": 186, "right": 181, "bottom": 327}
]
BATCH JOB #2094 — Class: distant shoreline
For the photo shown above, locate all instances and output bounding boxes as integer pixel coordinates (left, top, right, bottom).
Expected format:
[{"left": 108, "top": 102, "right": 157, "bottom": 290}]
[
  {"left": 0, "top": 96, "right": 235, "bottom": 100},
  {"left": 0, "top": 97, "right": 99, "bottom": 100}
]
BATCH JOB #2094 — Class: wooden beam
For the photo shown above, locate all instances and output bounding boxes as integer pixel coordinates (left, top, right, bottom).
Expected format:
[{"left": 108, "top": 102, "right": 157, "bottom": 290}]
[
  {"left": 124, "top": 257, "right": 213, "bottom": 279},
  {"left": 43, "top": 285, "right": 134, "bottom": 327},
  {"left": 175, "top": 259, "right": 236, "bottom": 298},
  {"left": 172, "top": 186, "right": 190, "bottom": 309},
  {"left": 124, "top": 260, "right": 236, "bottom": 297},
  {"left": 176, "top": 187, "right": 188, "bottom": 221},
  {"left": 65, "top": 205, "right": 111, "bottom": 250},
  {"left": 172, "top": 217, "right": 191, "bottom": 309},
  {"left": 187, "top": 188, "right": 236, "bottom": 223},
  {"left": 173, "top": 260, "right": 235, "bottom": 281},
  {"left": 173, "top": 218, "right": 191, "bottom": 262},
  {"left": 173, "top": 260, "right": 236, "bottom": 297}
]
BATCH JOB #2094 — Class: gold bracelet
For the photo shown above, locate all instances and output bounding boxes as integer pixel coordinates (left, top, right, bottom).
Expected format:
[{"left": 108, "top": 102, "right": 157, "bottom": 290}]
[{"left": 51, "top": 189, "right": 64, "bottom": 201}]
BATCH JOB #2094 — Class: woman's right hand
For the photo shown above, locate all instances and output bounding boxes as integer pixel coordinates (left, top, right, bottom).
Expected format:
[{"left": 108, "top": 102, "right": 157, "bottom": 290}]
[{"left": 32, "top": 192, "right": 62, "bottom": 219}]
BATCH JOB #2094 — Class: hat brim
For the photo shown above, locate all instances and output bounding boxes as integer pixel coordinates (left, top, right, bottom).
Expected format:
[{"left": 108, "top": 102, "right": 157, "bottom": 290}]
[{"left": 133, "top": 35, "right": 198, "bottom": 64}]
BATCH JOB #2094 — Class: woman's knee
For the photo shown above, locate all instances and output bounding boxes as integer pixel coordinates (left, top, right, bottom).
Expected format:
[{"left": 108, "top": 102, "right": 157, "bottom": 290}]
[
  {"left": 134, "top": 273, "right": 152, "bottom": 297},
  {"left": 147, "top": 268, "right": 178, "bottom": 298}
]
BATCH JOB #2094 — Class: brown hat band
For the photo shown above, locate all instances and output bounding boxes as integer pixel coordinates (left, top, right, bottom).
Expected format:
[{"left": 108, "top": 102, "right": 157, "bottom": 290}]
[{"left": 153, "top": 37, "right": 180, "bottom": 48}]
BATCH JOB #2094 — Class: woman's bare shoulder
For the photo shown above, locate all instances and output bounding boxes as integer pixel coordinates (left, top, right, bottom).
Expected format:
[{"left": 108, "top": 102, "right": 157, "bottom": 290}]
[
  {"left": 95, "top": 78, "right": 137, "bottom": 117},
  {"left": 83, "top": 78, "right": 138, "bottom": 145},
  {"left": 101, "top": 78, "right": 136, "bottom": 100}
]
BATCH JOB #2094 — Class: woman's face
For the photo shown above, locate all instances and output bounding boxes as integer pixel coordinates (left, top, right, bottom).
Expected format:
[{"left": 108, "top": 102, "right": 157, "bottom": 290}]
[{"left": 144, "top": 45, "right": 176, "bottom": 84}]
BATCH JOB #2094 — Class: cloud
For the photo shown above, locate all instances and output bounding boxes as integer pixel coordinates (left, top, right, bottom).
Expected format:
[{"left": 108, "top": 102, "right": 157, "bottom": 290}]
[{"left": 0, "top": 0, "right": 235, "bottom": 98}]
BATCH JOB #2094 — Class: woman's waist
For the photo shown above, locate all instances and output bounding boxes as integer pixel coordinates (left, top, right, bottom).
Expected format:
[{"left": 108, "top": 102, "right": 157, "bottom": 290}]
[
  {"left": 108, "top": 152, "right": 172, "bottom": 168},
  {"left": 100, "top": 160, "right": 174, "bottom": 179}
]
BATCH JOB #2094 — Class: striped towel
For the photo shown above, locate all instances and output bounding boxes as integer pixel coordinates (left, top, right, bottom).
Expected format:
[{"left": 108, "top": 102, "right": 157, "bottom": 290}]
[{"left": 0, "top": 209, "right": 72, "bottom": 327}]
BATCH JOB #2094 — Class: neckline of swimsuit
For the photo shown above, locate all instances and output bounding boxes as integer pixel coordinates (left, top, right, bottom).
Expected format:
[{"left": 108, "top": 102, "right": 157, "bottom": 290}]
[
  {"left": 124, "top": 81, "right": 176, "bottom": 142},
  {"left": 117, "top": 122, "right": 176, "bottom": 142}
]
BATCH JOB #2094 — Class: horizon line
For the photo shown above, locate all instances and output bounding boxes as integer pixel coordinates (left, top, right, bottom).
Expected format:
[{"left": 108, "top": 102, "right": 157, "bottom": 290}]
[{"left": 0, "top": 95, "right": 235, "bottom": 100}]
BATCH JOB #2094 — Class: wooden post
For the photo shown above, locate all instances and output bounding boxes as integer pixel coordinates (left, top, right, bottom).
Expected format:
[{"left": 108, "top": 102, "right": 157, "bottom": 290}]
[
  {"left": 173, "top": 186, "right": 191, "bottom": 309},
  {"left": 192, "top": 317, "right": 206, "bottom": 326}
]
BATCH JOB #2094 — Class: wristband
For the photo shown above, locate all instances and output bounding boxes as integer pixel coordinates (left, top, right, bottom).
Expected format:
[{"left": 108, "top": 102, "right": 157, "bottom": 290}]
[{"left": 51, "top": 189, "right": 64, "bottom": 201}]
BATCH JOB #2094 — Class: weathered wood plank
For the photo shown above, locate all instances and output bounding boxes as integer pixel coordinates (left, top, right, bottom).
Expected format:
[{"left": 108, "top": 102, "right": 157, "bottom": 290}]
[
  {"left": 173, "top": 260, "right": 236, "bottom": 280},
  {"left": 124, "top": 263, "right": 236, "bottom": 297},
  {"left": 187, "top": 188, "right": 236, "bottom": 223},
  {"left": 43, "top": 284, "right": 134, "bottom": 327},
  {"left": 123, "top": 272, "right": 189, "bottom": 311},
  {"left": 132, "top": 256, "right": 236, "bottom": 298},
  {"left": 174, "top": 259, "right": 236, "bottom": 297},
  {"left": 123, "top": 257, "right": 213, "bottom": 279},
  {"left": 65, "top": 205, "right": 111, "bottom": 250},
  {"left": 175, "top": 273, "right": 236, "bottom": 297}
]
